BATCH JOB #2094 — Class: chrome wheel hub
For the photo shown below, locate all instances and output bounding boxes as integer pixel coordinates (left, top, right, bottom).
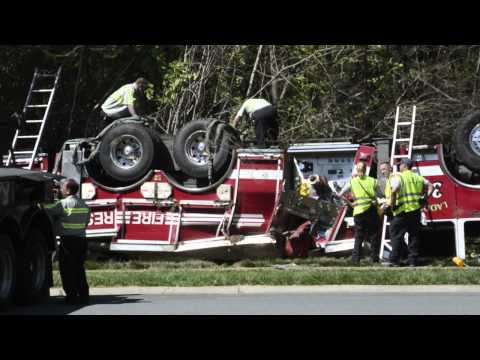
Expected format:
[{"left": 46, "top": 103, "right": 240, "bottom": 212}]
[
  {"left": 110, "top": 135, "right": 143, "bottom": 169},
  {"left": 185, "top": 130, "right": 208, "bottom": 166}
]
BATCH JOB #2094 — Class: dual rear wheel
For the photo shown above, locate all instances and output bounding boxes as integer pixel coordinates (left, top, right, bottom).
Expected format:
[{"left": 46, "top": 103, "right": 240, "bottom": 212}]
[
  {"left": 455, "top": 111, "right": 480, "bottom": 173},
  {"left": 96, "top": 120, "right": 235, "bottom": 187}
]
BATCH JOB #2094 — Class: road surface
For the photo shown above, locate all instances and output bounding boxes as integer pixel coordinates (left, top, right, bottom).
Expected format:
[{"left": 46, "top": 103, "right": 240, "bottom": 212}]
[{"left": 4, "top": 286, "right": 480, "bottom": 315}]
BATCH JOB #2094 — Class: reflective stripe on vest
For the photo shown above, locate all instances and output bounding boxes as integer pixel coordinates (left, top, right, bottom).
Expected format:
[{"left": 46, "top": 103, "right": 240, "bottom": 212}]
[
  {"left": 392, "top": 174, "right": 406, "bottom": 216},
  {"left": 64, "top": 208, "right": 90, "bottom": 215},
  {"left": 62, "top": 223, "right": 88, "bottom": 230},
  {"left": 350, "top": 176, "right": 377, "bottom": 216},
  {"left": 399, "top": 170, "right": 424, "bottom": 213},
  {"left": 43, "top": 202, "right": 60, "bottom": 209},
  {"left": 60, "top": 197, "right": 91, "bottom": 236},
  {"left": 61, "top": 208, "right": 90, "bottom": 233}
]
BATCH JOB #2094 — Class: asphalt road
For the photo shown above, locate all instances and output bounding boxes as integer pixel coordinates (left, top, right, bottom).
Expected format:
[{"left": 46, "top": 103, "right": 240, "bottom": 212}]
[{"left": 5, "top": 286, "right": 480, "bottom": 315}]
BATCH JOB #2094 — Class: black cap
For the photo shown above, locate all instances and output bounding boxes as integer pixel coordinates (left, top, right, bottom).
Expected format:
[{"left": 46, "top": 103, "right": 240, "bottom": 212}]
[{"left": 401, "top": 158, "right": 413, "bottom": 168}]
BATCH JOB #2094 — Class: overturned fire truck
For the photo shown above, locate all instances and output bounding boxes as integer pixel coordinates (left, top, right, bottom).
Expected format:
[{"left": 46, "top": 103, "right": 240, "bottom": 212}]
[
  {"left": 4, "top": 68, "right": 480, "bottom": 261},
  {"left": 40, "top": 106, "right": 480, "bottom": 261}
]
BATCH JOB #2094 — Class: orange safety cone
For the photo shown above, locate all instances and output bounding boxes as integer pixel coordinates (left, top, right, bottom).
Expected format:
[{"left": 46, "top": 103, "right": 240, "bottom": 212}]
[{"left": 452, "top": 257, "right": 465, "bottom": 267}]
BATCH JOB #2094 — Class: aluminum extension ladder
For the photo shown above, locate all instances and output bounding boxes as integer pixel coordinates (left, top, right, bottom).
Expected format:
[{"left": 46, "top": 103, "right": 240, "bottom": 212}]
[
  {"left": 379, "top": 105, "right": 417, "bottom": 259},
  {"left": 6, "top": 67, "right": 62, "bottom": 169}
]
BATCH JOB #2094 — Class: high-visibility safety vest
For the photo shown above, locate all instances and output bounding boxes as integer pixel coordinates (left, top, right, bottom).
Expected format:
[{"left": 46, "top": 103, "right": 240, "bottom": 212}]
[
  {"left": 44, "top": 195, "right": 91, "bottom": 237},
  {"left": 350, "top": 176, "right": 377, "bottom": 216},
  {"left": 101, "top": 83, "right": 136, "bottom": 117},
  {"left": 392, "top": 170, "right": 424, "bottom": 216}
]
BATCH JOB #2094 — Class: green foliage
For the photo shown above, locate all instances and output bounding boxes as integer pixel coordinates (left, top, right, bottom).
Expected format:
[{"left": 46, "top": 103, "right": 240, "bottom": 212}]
[
  {"left": 157, "top": 60, "right": 194, "bottom": 106},
  {"left": 2, "top": 45, "right": 480, "bottom": 156}
]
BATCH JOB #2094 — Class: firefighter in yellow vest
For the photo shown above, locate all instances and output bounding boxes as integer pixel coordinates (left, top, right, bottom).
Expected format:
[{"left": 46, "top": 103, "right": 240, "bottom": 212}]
[
  {"left": 44, "top": 179, "right": 91, "bottom": 305},
  {"left": 384, "top": 159, "right": 433, "bottom": 267},
  {"left": 378, "top": 162, "right": 408, "bottom": 261},
  {"left": 337, "top": 161, "right": 380, "bottom": 264}
]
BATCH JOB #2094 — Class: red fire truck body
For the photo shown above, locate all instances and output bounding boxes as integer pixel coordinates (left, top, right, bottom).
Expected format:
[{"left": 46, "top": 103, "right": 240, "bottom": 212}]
[
  {"left": 79, "top": 148, "right": 284, "bottom": 253},
  {"left": 9, "top": 138, "right": 480, "bottom": 260},
  {"left": 414, "top": 144, "right": 480, "bottom": 259},
  {"left": 63, "top": 139, "right": 384, "bottom": 258}
]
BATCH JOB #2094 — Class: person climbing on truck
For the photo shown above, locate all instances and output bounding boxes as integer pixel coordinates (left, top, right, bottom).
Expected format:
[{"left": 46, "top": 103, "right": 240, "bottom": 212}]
[
  {"left": 101, "top": 78, "right": 149, "bottom": 123},
  {"left": 230, "top": 98, "right": 278, "bottom": 147}
]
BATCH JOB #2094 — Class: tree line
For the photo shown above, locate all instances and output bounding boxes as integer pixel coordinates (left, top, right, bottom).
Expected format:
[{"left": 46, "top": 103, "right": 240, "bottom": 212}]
[{"left": 1, "top": 45, "right": 479, "bottom": 157}]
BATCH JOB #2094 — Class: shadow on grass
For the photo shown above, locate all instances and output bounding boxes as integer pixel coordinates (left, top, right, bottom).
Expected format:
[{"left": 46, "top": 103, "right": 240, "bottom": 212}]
[{"left": 4, "top": 295, "right": 145, "bottom": 315}]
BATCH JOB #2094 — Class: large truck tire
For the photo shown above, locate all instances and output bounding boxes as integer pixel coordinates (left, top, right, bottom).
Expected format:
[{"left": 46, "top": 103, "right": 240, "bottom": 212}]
[
  {"left": 0, "top": 234, "right": 16, "bottom": 310},
  {"left": 15, "top": 228, "right": 50, "bottom": 305},
  {"left": 99, "top": 123, "right": 157, "bottom": 183},
  {"left": 455, "top": 112, "right": 480, "bottom": 173},
  {"left": 173, "top": 119, "right": 231, "bottom": 178}
]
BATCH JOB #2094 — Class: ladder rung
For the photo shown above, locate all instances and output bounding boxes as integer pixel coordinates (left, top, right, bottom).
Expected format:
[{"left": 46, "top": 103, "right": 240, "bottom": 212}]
[
  {"left": 32, "top": 89, "right": 54, "bottom": 93},
  {"left": 8, "top": 68, "right": 60, "bottom": 161},
  {"left": 393, "top": 154, "right": 410, "bottom": 159},
  {"left": 36, "top": 73, "right": 57, "bottom": 78},
  {"left": 397, "top": 122, "right": 412, "bottom": 126},
  {"left": 394, "top": 138, "right": 411, "bottom": 142}
]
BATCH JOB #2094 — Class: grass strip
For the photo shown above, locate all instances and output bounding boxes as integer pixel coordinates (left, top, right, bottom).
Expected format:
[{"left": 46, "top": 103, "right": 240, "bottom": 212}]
[
  {"left": 52, "top": 268, "right": 480, "bottom": 287},
  {"left": 53, "top": 256, "right": 476, "bottom": 271}
]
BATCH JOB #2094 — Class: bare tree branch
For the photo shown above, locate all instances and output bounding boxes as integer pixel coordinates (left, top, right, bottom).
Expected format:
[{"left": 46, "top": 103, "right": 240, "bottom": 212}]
[{"left": 246, "top": 45, "right": 263, "bottom": 98}]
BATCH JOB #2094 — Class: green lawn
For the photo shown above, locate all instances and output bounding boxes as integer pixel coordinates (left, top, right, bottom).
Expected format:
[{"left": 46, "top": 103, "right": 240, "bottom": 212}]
[
  {"left": 58, "top": 256, "right": 475, "bottom": 271},
  {"left": 52, "top": 266, "right": 480, "bottom": 287},
  {"left": 50, "top": 256, "right": 480, "bottom": 287}
]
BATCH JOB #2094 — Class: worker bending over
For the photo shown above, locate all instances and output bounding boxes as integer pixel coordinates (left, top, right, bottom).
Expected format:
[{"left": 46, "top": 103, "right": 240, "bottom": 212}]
[
  {"left": 101, "top": 78, "right": 149, "bottom": 122},
  {"left": 231, "top": 98, "right": 278, "bottom": 147}
]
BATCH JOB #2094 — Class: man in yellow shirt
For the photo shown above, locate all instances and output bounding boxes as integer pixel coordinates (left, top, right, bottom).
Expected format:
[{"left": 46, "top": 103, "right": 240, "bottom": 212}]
[
  {"left": 384, "top": 159, "right": 433, "bottom": 267},
  {"left": 337, "top": 161, "right": 380, "bottom": 264},
  {"left": 101, "top": 78, "right": 149, "bottom": 121}
]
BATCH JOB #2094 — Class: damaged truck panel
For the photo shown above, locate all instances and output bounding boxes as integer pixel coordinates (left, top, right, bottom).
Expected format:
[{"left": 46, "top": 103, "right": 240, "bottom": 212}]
[{"left": 80, "top": 148, "right": 285, "bottom": 253}]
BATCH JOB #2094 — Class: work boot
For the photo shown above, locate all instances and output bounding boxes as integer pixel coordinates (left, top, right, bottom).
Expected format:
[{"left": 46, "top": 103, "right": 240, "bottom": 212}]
[
  {"left": 79, "top": 296, "right": 90, "bottom": 306},
  {"left": 408, "top": 259, "right": 419, "bottom": 267},
  {"left": 350, "top": 258, "right": 360, "bottom": 266},
  {"left": 64, "top": 295, "right": 78, "bottom": 305},
  {"left": 400, "top": 259, "right": 409, "bottom": 266}
]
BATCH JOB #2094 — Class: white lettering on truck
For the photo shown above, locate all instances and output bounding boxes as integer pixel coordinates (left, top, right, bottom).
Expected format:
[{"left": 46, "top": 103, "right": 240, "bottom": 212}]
[{"left": 89, "top": 211, "right": 167, "bottom": 226}]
